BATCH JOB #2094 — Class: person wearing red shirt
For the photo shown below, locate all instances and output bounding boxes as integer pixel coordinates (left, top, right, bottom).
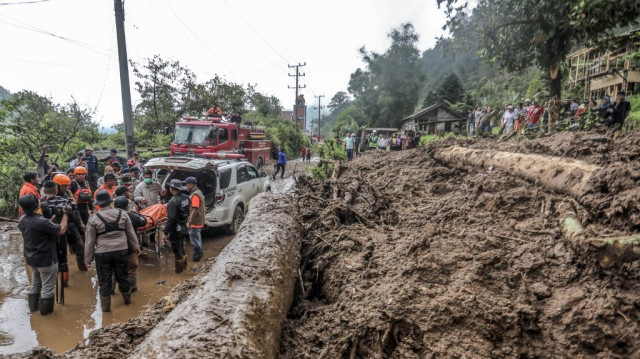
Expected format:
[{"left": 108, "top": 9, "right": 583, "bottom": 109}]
[
  {"left": 526, "top": 101, "right": 544, "bottom": 128},
  {"left": 19, "top": 172, "right": 41, "bottom": 216}
]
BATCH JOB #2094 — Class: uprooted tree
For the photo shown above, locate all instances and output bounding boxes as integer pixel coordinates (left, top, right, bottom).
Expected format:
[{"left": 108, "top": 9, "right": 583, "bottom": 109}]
[{"left": 437, "top": 0, "right": 640, "bottom": 99}]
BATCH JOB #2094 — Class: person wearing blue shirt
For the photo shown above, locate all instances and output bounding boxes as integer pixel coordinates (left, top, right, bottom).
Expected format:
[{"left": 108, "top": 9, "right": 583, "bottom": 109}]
[{"left": 273, "top": 147, "right": 287, "bottom": 180}]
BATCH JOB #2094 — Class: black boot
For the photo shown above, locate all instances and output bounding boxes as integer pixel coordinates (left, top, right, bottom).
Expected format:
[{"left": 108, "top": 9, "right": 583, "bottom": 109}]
[
  {"left": 127, "top": 276, "right": 137, "bottom": 293},
  {"left": 39, "top": 297, "right": 54, "bottom": 316},
  {"left": 100, "top": 295, "right": 111, "bottom": 312},
  {"left": 28, "top": 293, "right": 40, "bottom": 313},
  {"left": 76, "top": 255, "right": 88, "bottom": 271},
  {"left": 175, "top": 258, "right": 184, "bottom": 274},
  {"left": 192, "top": 250, "right": 202, "bottom": 262},
  {"left": 182, "top": 255, "right": 188, "bottom": 271},
  {"left": 122, "top": 290, "right": 132, "bottom": 305}
]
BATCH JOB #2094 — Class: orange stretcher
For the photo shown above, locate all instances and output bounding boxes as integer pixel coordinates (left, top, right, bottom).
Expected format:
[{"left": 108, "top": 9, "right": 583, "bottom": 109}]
[{"left": 137, "top": 204, "right": 167, "bottom": 258}]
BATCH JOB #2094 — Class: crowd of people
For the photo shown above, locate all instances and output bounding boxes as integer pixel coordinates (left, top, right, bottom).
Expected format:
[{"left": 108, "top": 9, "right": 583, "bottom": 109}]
[
  {"left": 341, "top": 130, "right": 418, "bottom": 161},
  {"left": 18, "top": 146, "right": 206, "bottom": 315},
  {"left": 467, "top": 91, "right": 632, "bottom": 136}
]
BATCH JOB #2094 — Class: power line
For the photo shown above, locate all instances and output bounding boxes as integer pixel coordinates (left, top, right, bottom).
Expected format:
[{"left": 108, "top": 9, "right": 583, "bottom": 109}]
[
  {"left": 93, "top": 24, "right": 116, "bottom": 112},
  {"left": 0, "top": 56, "right": 108, "bottom": 70},
  {"left": 0, "top": 0, "right": 52, "bottom": 6},
  {"left": 159, "top": 0, "right": 232, "bottom": 74},
  {"left": 0, "top": 15, "right": 113, "bottom": 58}
]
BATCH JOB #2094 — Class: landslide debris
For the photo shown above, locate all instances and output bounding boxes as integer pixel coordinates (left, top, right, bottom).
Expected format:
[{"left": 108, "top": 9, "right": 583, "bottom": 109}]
[{"left": 280, "top": 131, "right": 640, "bottom": 358}]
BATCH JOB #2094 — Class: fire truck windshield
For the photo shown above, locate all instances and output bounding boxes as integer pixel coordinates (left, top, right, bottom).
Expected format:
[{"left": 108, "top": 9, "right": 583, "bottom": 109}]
[{"left": 174, "top": 124, "right": 217, "bottom": 145}]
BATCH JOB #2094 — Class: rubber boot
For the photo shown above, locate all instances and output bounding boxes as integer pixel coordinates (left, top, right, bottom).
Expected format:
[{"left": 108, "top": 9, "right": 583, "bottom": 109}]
[
  {"left": 175, "top": 258, "right": 184, "bottom": 274},
  {"left": 39, "top": 297, "right": 54, "bottom": 316},
  {"left": 100, "top": 295, "right": 111, "bottom": 312},
  {"left": 127, "top": 276, "right": 137, "bottom": 293},
  {"left": 61, "top": 271, "right": 69, "bottom": 287},
  {"left": 193, "top": 249, "right": 202, "bottom": 262},
  {"left": 181, "top": 255, "right": 188, "bottom": 272},
  {"left": 28, "top": 293, "right": 40, "bottom": 313},
  {"left": 76, "top": 255, "right": 88, "bottom": 271},
  {"left": 122, "top": 290, "right": 132, "bottom": 305}
]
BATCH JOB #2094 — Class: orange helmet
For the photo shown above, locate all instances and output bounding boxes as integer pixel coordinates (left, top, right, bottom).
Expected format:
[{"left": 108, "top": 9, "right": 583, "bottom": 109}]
[
  {"left": 53, "top": 174, "right": 71, "bottom": 186},
  {"left": 74, "top": 166, "right": 88, "bottom": 175}
]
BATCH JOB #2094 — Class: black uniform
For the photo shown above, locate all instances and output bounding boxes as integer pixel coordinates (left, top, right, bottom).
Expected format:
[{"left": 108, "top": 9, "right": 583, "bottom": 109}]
[
  {"left": 164, "top": 192, "right": 190, "bottom": 259},
  {"left": 41, "top": 195, "right": 87, "bottom": 275}
]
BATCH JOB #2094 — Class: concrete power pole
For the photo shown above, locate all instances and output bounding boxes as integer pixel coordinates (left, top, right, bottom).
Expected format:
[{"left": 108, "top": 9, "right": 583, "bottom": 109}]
[
  {"left": 288, "top": 63, "right": 306, "bottom": 148},
  {"left": 114, "top": 0, "right": 135, "bottom": 159},
  {"left": 314, "top": 95, "right": 324, "bottom": 139}
]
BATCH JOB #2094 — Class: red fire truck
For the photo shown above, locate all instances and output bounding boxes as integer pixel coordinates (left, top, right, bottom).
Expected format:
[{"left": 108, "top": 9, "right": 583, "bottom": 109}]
[{"left": 170, "top": 116, "right": 271, "bottom": 170}]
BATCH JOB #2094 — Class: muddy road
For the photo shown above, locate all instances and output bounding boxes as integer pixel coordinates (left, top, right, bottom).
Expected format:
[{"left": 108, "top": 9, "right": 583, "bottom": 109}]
[{"left": 0, "top": 228, "right": 232, "bottom": 355}]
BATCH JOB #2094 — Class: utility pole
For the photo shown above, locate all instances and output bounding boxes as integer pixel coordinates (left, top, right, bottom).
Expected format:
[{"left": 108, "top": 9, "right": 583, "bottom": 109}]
[
  {"left": 114, "top": 0, "right": 135, "bottom": 159},
  {"left": 314, "top": 95, "right": 324, "bottom": 140},
  {"left": 288, "top": 63, "right": 306, "bottom": 149}
]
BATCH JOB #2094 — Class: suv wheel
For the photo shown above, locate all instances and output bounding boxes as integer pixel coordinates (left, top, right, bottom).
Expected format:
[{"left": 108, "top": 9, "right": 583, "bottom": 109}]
[{"left": 226, "top": 205, "right": 244, "bottom": 235}]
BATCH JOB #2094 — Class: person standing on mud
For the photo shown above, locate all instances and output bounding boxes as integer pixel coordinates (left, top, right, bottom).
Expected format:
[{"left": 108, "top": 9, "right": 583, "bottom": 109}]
[
  {"left": 344, "top": 133, "right": 355, "bottom": 161},
  {"left": 185, "top": 177, "right": 205, "bottom": 262},
  {"left": 164, "top": 179, "right": 190, "bottom": 273},
  {"left": 369, "top": 130, "right": 379, "bottom": 150},
  {"left": 85, "top": 190, "right": 140, "bottom": 312},
  {"left": 18, "top": 194, "right": 68, "bottom": 316},
  {"left": 611, "top": 90, "right": 631, "bottom": 131},
  {"left": 114, "top": 196, "right": 145, "bottom": 293},
  {"left": 273, "top": 148, "right": 287, "bottom": 179}
]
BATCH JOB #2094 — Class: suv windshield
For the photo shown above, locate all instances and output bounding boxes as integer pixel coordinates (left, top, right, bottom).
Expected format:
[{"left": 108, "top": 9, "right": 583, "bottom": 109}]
[{"left": 174, "top": 124, "right": 217, "bottom": 145}]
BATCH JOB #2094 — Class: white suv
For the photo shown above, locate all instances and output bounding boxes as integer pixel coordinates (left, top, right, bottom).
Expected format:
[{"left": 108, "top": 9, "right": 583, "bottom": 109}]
[{"left": 145, "top": 157, "right": 271, "bottom": 234}]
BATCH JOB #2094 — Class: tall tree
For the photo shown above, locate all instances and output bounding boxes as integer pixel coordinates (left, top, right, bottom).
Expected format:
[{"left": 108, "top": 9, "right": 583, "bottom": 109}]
[
  {"left": 251, "top": 93, "right": 283, "bottom": 118},
  {"left": 348, "top": 23, "right": 426, "bottom": 127},
  {"left": 438, "top": 0, "right": 640, "bottom": 99},
  {"left": 423, "top": 72, "right": 466, "bottom": 107}
]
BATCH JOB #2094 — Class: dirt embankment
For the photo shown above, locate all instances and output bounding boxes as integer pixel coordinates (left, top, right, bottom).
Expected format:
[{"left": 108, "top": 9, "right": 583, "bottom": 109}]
[{"left": 279, "top": 131, "right": 640, "bottom": 358}]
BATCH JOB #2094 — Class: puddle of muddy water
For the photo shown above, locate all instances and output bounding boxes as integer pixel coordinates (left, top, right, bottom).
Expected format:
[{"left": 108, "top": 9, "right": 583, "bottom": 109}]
[{"left": 0, "top": 231, "right": 233, "bottom": 354}]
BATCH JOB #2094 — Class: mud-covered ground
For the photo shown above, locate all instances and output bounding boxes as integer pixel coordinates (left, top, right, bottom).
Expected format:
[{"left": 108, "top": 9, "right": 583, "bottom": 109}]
[{"left": 280, "top": 130, "right": 640, "bottom": 358}]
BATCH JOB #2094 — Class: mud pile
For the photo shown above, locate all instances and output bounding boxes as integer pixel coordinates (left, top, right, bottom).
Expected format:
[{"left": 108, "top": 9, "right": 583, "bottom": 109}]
[{"left": 280, "top": 131, "right": 640, "bottom": 358}]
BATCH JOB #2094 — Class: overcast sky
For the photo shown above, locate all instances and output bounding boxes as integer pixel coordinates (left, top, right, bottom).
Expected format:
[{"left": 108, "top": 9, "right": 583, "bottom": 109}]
[{"left": 0, "top": 0, "right": 447, "bottom": 128}]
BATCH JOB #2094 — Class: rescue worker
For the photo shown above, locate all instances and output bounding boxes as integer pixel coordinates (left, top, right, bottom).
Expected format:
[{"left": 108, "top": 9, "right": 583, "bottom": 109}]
[
  {"left": 53, "top": 174, "right": 88, "bottom": 272},
  {"left": 163, "top": 179, "right": 190, "bottom": 273},
  {"left": 273, "top": 148, "right": 287, "bottom": 180},
  {"left": 18, "top": 194, "right": 68, "bottom": 316},
  {"left": 36, "top": 145, "right": 50, "bottom": 182},
  {"left": 368, "top": 130, "right": 379, "bottom": 150},
  {"left": 185, "top": 177, "right": 204, "bottom": 262},
  {"left": 133, "top": 170, "right": 164, "bottom": 210},
  {"left": 111, "top": 162, "right": 123, "bottom": 177},
  {"left": 95, "top": 173, "right": 118, "bottom": 210},
  {"left": 206, "top": 103, "right": 223, "bottom": 117},
  {"left": 84, "top": 147, "right": 99, "bottom": 191},
  {"left": 70, "top": 166, "right": 93, "bottom": 226},
  {"left": 19, "top": 172, "right": 40, "bottom": 216},
  {"left": 84, "top": 190, "right": 140, "bottom": 312},
  {"left": 114, "top": 196, "right": 145, "bottom": 292}
]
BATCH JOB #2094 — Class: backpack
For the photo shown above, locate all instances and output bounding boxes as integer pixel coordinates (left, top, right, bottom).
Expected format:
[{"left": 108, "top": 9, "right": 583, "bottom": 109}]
[
  {"left": 75, "top": 188, "right": 92, "bottom": 204},
  {"left": 95, "top": 210, "right": 125, "bottom": 236}
]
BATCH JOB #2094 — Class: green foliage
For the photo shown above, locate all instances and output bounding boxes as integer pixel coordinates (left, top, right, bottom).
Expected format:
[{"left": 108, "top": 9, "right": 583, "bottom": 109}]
[
  {"left": 309, "top": 139, "right": 346, "bottom": 179},
  {"left": 251, "top": 93, "right": 283, "bottom": 118},
  {"left": 438, "top": 0, "right": 640, "bottom": 98},
  {"left": 310, "top": 163, "right": 333, "bottom": 180},
  {"left": 525, "top": 77, "right": 547, "bottom": 101},
  {"left": 626, "top": 95, "right": 640, "bottom": 131},
  {"left": 423, "top": 72, "right": 467, "bottom": 107},
  {"left": 245, "top": 111, "right": 306, "bottom": 157},
  {"left": 331, "top": 105, "right": 367, "bottom": 137},
  {"left": 0, "top": 91, "right": 99, "bottom": 215},
  {"left": 348, "top": 23, "right": 426, "bottom": 128}
]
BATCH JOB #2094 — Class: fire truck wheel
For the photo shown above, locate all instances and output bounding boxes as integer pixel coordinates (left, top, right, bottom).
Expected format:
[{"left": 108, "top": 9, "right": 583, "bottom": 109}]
[{"left": 226, "top": 205, "right": 244, "bottom": 235}]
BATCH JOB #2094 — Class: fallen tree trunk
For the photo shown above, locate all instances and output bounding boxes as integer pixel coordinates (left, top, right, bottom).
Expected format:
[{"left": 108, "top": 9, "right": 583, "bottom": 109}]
[
  {"left": 559, "top": 203, "right": 640, "bottom": 267},
  {"left": 433, "top": 146, "right": 601, "bottom": 199},
  {"left": 131, "top": 193, "right": 301, "bottom": 358}
]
